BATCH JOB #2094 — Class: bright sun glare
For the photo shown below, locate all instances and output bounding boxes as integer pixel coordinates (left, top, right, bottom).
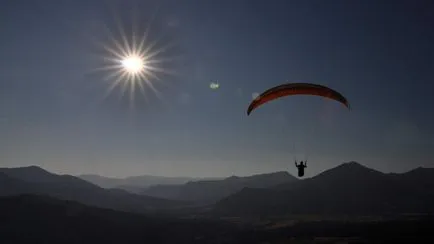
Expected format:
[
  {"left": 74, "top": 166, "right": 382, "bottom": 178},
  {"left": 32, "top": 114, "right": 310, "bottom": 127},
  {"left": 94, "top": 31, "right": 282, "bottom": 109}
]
[
  {"left": 90, "top": 9, "right": 178, "bottom": 108},
  {"left": 121, "top": 55, "right": 146, "bottom": 74}
]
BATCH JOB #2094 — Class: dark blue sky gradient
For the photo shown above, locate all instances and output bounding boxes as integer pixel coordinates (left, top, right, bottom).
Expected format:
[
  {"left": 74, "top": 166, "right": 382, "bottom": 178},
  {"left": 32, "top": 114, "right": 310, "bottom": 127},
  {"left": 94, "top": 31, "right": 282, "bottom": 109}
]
[{"left": 1, "top": 0, "right": 433, "bottom": 177}]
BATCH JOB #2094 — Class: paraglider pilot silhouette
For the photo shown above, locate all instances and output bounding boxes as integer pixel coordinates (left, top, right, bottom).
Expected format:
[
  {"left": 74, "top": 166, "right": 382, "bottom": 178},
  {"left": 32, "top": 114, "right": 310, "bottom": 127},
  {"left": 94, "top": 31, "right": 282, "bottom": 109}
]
[{"left": 294, "top": 160, "right": 307, "bottom": 177}]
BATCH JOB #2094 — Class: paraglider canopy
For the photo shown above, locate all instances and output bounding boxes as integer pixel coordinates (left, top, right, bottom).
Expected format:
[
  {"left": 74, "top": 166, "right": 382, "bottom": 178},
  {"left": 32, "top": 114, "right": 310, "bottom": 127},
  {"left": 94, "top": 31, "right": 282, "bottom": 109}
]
[
  {"left": 246, "top": 82, "right": 351, "bottom": 177},
  {"left": 247, "top": 83, "right": 351, "bottom": 115}
]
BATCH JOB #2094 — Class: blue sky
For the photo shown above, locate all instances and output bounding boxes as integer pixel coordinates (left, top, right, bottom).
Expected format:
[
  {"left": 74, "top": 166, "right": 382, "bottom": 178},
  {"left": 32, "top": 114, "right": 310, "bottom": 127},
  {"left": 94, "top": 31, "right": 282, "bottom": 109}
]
[{"left": 1, "top": 0, "right": 433, "bottom": 177}]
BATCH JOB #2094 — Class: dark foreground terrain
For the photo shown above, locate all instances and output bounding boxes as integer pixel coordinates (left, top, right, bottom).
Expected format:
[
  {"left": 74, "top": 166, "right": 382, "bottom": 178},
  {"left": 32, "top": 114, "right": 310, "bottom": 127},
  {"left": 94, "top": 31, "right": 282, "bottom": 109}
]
[{"left": 2, "top": 195, "right": 433, "bottom": 244}]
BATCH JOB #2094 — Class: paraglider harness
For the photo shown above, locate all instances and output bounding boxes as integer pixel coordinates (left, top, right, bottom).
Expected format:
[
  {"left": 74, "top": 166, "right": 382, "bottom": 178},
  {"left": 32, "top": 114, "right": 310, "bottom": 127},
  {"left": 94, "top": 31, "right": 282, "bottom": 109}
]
[{"left": 295, "top": 160, "right": 307, "bottom": 177}]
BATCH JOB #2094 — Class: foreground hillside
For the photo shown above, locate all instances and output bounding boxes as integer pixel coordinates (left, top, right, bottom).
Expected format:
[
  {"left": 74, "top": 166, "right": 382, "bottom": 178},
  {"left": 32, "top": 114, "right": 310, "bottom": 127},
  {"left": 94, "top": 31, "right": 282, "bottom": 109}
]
[
  {"left": 0, "top": 195, "right": 234, "bottom": 244},
  {"left": 1, "top": 195, "right": 433, "bottom": 244}
]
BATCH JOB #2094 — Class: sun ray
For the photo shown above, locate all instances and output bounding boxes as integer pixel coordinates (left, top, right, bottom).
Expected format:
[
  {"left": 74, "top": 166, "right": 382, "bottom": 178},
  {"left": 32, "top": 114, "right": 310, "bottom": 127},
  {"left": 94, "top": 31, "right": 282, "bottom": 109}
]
[
  {"left": 102, "top": 70, "right": 123, "bottom": 84},
  {"left": 131, "top": 8, "right": 139, "bottom": 55},
  {"left": 145, "top": 40, "right": 177, "bottom": 59},
  {"left": 100, "top": 22, "right": 129, "bottom": 58},
  {"left": 144, "top": 55, "right": 182, "bottom": 65},
  {"left": 102, "top": 73, "right": 126, "bottom": 101},
  {"left": 118, "top": 74, "right": 129, "bottom": 101},
  {"left": 93, "top": 64, "right": 123, "bottom": 73},
  {"left": 136, "top": 75, "right": 147, "bottom": 96},
  {"left": 146, "top": 65, "right": 179, "bottom": 77},
  {"left": 129, "top": 76, "right": 135, "bottom": 109},
  {"left": 137, "top": 3, "right": 161, "bottom": 54},
  {"left": 145, "top": 79, "right": 163, "bottom": 100},
  {"left": 101, "top": 44, "right": 125, "bottom": 60},
  {"left": 112, "top": 10, "right": 132, "bottom": 56}
]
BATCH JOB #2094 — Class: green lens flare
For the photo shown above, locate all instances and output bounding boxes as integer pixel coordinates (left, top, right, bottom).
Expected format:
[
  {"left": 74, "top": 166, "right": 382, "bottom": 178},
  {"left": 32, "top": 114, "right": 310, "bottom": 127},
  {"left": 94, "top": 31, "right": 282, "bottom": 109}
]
[{"left": 210, "top": 82, "right": 220, "bottom": 89}]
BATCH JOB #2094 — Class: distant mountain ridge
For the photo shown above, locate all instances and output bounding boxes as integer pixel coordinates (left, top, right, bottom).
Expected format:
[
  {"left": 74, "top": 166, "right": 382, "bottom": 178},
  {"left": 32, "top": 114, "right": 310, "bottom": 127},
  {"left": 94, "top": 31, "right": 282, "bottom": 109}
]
[
  {"left": 0, "top": 166, "right": 188, "bottom": 214},
  {"left": 4, "top": 162, "right": 433, "bottom": 218},
  {"left": 214, "top": 162, "right": 434, "bottom": 216},
  {"left": 78, "top": 174, "right": 222, "bottom": 192},
  {"left": 142, "top": 171, "right": 298, "bottom": 204}
]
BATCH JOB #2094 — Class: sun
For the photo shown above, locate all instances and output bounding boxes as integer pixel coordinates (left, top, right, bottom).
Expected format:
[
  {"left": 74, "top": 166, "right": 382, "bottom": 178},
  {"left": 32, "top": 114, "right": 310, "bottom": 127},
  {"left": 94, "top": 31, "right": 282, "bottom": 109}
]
[
  {"left": 89, "top": 8, "right": 179, "bottom": 108},
  {"left": 121, "top": 55, "right": 146, "bottom": 74}
]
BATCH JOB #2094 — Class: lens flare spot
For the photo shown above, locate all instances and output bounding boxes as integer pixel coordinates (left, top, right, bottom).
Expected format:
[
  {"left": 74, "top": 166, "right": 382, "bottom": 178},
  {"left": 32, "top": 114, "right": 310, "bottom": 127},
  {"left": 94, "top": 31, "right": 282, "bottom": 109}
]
[{"left": 210, "top": 82, "right": 220, "bottom": 90}]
